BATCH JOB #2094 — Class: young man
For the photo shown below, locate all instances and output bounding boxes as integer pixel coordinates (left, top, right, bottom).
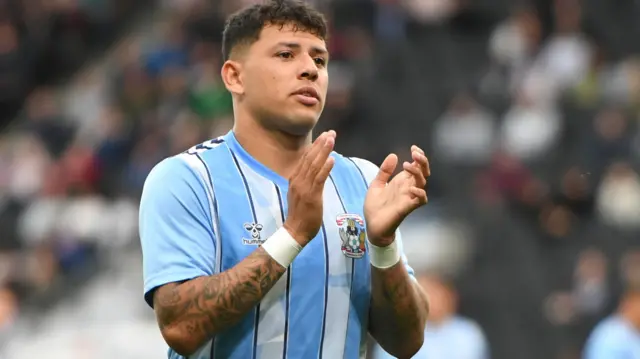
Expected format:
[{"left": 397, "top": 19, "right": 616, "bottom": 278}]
[{"left": 139, "top": 1, "right": 430, "bottom": 358}]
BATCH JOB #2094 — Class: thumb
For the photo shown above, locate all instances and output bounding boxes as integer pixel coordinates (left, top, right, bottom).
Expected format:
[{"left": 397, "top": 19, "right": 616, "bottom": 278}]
[{"left": 373, "top": 154, "right": 398, "bottom": 186}]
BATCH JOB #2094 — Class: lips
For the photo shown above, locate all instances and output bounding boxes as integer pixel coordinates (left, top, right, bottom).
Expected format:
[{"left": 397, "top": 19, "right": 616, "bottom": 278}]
[{"left": 292, "top": 87, "right": 320, "bottom": 101}]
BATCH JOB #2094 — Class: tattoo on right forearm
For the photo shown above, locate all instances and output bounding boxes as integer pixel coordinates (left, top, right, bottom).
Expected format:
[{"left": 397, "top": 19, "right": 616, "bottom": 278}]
[{"left": 154, "top": 247, "right": 287, "bottom": 347}]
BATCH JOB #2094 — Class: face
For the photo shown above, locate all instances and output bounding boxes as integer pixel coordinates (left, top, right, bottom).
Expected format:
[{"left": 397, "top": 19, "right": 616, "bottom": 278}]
[
  {"left": 418, "top": 276, "right": 457, "bottom": 323},
  {"left": 225, "top": 24, "right": 329, "bottom": 136}
]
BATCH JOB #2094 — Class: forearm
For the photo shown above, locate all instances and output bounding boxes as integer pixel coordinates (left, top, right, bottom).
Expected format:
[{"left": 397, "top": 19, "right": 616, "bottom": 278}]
[
  {"left": 153, "top": 247, "right": 287, "bottom": 355},
  {"left": 369, "top": 262, "right": 428, "bottom": 359}
]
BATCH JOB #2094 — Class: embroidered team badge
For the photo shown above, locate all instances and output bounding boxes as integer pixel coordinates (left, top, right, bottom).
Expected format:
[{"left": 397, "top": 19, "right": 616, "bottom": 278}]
[{"left": 337, "top": 214, "right": 367, "bottom": 259}]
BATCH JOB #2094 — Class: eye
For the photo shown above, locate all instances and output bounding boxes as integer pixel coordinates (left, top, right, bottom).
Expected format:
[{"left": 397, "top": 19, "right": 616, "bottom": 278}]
[
  {"left": 277, "top": 51, "right": 293, "bottom": 59},
  {"left": 314, "top": 57, "right": 327, "bottom": 67}
]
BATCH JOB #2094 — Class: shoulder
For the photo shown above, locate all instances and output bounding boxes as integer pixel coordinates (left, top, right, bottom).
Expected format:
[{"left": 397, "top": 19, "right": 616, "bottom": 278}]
[
  {"left": 586, "top": 317, "right": 631, "bottom": 350},
  {"left": 144, "top": 155, "right": 195, "bottom": 189},
  {"left": 450, "top": 317, "right": 487, "bottom": 339},
  {"left": 144, "top": 138, "right": 228, "bottom": 188}
]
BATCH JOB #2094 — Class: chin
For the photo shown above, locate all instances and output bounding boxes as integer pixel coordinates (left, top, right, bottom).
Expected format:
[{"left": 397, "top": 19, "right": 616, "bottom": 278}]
[{"left": 281, "top": 112, "right": 321, "bottom": 136}]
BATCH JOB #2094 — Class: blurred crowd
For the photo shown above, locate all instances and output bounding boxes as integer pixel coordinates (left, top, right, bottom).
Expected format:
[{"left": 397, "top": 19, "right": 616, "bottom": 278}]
[
  {"left": 2, "top": 0, "right": 640, "bottom": 358},
  {"left": 0, "top": 0, "right": 153, "bottom": 126}
]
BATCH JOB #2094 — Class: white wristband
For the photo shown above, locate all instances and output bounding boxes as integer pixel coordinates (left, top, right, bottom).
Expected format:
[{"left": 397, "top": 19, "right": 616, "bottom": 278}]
[
  {"left": 261, "top": 227, "right": 302, "bottom": 268},
  {"left": 368, "top": 240, "right": 401, "bottom": 269}
]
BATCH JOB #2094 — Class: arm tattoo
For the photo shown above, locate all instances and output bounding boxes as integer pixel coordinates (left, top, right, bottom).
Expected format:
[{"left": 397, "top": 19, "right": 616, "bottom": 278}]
[
  {"left": 153, "top": 247, "right": 287, "bottom": 354},
  {"left": 369, "top": 263, "right": 428, "bottom": 358}
]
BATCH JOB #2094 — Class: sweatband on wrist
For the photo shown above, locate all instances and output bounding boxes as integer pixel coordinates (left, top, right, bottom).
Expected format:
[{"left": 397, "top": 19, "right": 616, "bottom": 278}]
[
  {"left": 368, "top": 240, "right": 401, "bottom": 269},
  {"left": 261, "top": 227, "right": 302, "bottom": 268}
]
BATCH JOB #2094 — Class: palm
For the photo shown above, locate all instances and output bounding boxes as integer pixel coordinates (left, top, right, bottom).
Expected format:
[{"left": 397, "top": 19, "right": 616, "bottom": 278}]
[
  {"left": 364, "top": 151, "right": 430, "bottom": 246},
  {"left": 364, "top": 171, "right": 415, "bottom": 240}
]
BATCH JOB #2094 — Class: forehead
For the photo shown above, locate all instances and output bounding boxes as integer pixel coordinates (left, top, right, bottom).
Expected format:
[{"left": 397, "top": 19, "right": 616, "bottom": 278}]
[{"left": 252, "top": 24, "right": 327, "bottom": 50}]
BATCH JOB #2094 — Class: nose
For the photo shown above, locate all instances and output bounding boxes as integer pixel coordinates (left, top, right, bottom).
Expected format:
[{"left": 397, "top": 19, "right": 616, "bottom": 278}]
[{"left": 298, "top": 56, "right": 318, "bottom": 81}]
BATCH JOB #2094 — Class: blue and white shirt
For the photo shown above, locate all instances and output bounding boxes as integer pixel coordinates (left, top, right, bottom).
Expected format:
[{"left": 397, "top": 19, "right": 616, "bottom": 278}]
[
  {"left": 139, "top": 131, "right": 416, "bottom": 359},
  {"left": 584, "top": 315, "right": 640, "bottom": 359}
]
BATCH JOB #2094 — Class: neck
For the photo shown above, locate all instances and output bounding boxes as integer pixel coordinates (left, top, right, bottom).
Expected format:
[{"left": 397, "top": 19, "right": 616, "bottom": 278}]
[{"left": 233, "top": 109, "right": 312, "bottom": 180}]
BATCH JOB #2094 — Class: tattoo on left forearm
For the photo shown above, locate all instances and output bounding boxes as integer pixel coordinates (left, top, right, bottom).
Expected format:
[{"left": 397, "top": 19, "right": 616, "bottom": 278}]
[{"left": 369, "top": 263, "right": 427, "bottom": 357}]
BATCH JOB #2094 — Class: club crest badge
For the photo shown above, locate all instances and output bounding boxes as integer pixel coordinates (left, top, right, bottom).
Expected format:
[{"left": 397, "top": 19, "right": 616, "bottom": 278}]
[{"left": 337, "top": 214, "right": 367, "bottom": 259}]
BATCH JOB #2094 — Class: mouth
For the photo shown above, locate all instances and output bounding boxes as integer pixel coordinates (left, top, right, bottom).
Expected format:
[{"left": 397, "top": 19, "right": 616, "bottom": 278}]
[{"left": 292, "top": 87, "right": 320, "bottom": 106}]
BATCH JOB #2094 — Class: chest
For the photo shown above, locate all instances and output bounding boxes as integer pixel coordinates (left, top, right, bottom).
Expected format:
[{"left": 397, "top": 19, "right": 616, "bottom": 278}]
[{"left": 208, "top": 157, "right": 371, "bottom": 276}]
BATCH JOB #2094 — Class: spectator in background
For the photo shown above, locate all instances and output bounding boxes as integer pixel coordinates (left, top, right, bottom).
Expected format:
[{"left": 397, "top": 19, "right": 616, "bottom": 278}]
[
  {"left": 369, "top": 274, "right": 489, "bottom": 359},
  {"left": 584, "top": 284, "right": 640, "bottom": 358},
  {"left": 0, "top": 18, "right": 28, "bottom": 127},
  {"left": 500, "top": 91, "right": 562, "bottom": 162},
  {"left": 433, "top": 93, "right": 496, "bottom": 166},
  {"left": 595, "top": 161, "right": 640, "bottom": 230}
]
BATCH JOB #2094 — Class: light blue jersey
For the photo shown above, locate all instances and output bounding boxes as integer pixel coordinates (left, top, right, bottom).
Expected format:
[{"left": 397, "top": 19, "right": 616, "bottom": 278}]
[
  {"left": 139, "top": 131, "right": 415, "bottom": 359},
  {"left": 584, "top": 315, "right": 640, "bottom": 359}
]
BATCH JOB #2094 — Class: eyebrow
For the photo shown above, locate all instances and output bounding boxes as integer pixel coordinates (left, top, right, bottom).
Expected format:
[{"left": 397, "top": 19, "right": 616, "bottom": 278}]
[{"left": 275, "top": 42, "right": 329, "bottom": 58}]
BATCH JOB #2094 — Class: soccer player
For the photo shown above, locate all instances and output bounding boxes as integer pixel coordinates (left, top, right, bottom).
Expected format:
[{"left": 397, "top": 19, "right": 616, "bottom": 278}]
[
  {"left": 139, "top": 1, "right": 430, "bottom": 358},
  {"left": 583, "top": 285, "right": 640, "bottom": 358}
]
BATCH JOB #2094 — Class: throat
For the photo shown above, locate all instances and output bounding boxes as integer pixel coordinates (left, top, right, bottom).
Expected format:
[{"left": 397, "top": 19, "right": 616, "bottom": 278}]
[{"left": 233, "top": 126, "right": 310, "bottom": 180}]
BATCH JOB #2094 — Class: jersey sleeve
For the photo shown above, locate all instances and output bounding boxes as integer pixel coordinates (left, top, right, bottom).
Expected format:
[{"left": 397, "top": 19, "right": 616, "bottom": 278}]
[
  {"left": 139, "top": 155, "right": 217, "bottom": 307},
  {"left": 584, "top": 330, "right": 627, "bottom": 359},
  {"left": 349, "top": 157, "right": 417, "bottom": 280}
]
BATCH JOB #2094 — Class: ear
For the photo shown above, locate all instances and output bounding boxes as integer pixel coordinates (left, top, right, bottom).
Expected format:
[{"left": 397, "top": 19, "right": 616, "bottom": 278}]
[{"left": 221, "top": 60, "right": 244, "bottom": 96}]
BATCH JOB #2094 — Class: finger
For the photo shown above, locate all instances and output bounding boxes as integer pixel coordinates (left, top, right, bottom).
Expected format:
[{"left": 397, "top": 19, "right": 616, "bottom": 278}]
[
  {"left": 408, "top": 186, "right": 428, "bottom": 206},
  {"left": 297, "top": 132, "right": 327, "bottom": 178},
  {"left": 402, "top": 161, "right": 426, "bottom": 188},
  {"left": 411, "top": 150, "right": 430, "bottom": 178},
  {"left": 411, "top": 145, "right": 424, "bottom": 155},
  {"left": 298, "top": 132, "right": 325, "bottom": 165},
  {"left": 373, "top": 154, "right": 398, "bottom": 186},
  {"left": 309, "top": 134, "right": 335, "bottom": 177},
  {"left": 313, "top": 156, "right": 335, "bottom": 189}
]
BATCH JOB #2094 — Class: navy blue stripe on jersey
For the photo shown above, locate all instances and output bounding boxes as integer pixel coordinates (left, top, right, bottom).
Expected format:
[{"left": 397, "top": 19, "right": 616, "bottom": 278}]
[
  {"left": 286, "top": 206, "right": 327, "bottom": 358},
  {"left": 228, "top": 150, "right": 260, "bottom": 359},
  {"left": 328, "top": 173, "right": 356, "bottom": 359},
  {"left": 194, "top": 152, "right": 223, "bottom": 274},
  {"left": 317, "top": 224, "right": 330, "bottom": 359},
  {"left": 329, "top": 156, "right": 372, "bottom": 359},
  {"left": 346, "top": 157, "right": 369, "bottom": 189},
  {"left": 230, "top": 150, "right": 258, "bottom": 221},
  {"left": 275, "top": 183, "right": 292, "bottom": 359},
  {"left": 194, "top": 152, "right": 220, "bottom": 359},
  {"left": 328, "top": 175, "right": 346, "bottom": 210},
  {"left": 201, "top": 143, "right": 260, "bottom": 359},
  {"left": 344, "top": 158, "right": 373, "bottom": 359}
]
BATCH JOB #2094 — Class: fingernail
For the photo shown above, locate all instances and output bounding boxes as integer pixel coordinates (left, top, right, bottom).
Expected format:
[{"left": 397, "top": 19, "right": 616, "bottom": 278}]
[{"left": 325, "top": 137, "right": 334, "bottom": 146}]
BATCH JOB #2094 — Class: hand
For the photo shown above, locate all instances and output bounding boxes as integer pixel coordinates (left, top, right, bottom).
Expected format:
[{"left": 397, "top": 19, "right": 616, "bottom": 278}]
[
  {"left": 364, "top": 145, "right": 430, "bottom": 247},
  {"left": 283, "top": 131, "right": 336, "bottom": 246}
]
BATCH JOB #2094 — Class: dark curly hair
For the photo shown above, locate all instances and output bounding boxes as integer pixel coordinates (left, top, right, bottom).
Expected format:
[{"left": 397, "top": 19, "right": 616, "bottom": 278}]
[{"left": 222, "top": 0, "right": 328, "bottom": 61}]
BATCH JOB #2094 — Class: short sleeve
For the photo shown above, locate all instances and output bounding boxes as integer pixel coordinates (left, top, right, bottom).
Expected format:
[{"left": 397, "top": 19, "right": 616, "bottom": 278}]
[
  {"left": 349, "top": 157, "right": 417, "bottom": 280},
  {"left": 139, "top": 155, "right": 216, "bottom": 308}
]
